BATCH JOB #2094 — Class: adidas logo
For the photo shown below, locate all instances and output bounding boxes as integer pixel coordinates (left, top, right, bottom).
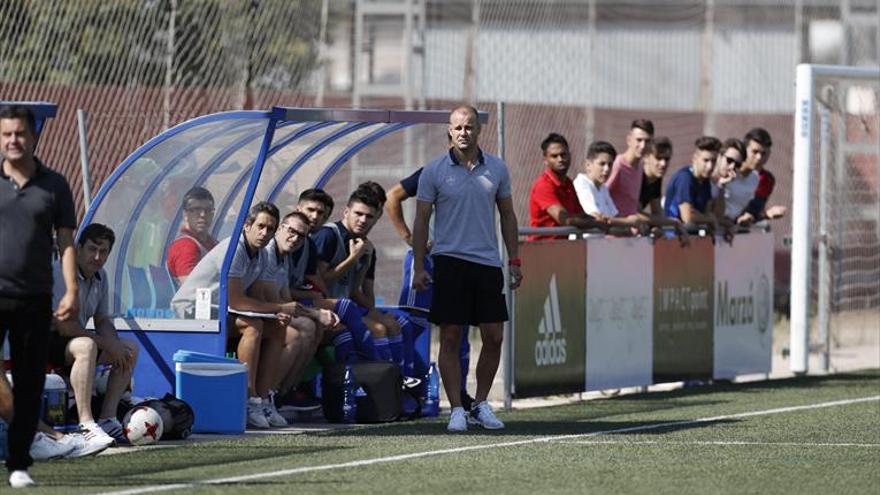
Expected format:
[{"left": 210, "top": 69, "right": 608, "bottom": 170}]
[{"left": 535, "top": 274, "right": 567, "bottom": 366}]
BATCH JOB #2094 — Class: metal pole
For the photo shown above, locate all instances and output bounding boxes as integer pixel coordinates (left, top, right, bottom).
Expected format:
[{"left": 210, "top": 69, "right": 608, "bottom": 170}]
[
  {"left": 315, "top": 0, "right": 329, "bottom": 107},
  {"left": 497, "top": 101, "right": 513, "bottom": 411},
  {"left": 163, "top": 0, "right": 176, "bottom": 129},
  {"left": 816, "top": 105, "right": 831, "bottom": 371},
  {"left": 76, "top": 109, "right": 92, "bottom": 210},
  {"left": 790, "top": 64, "right": 815, "bottom": 374}
]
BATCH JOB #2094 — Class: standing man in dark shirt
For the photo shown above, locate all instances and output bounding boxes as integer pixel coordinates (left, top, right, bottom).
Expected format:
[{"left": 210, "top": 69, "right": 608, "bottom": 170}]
[{"left": 0, "top": 105, "right": 78, "bottom": 488}]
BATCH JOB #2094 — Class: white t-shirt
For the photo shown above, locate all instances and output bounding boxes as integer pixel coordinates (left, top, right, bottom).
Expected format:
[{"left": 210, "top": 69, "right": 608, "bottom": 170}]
[
  {"left": 171, "top": 234, "right": 272, "bottom": 318},
  {"left": 573, "top": 173, "right": 619, "bottom": 217},
  {"left": 712, "top": 171, "right": 759, "bottom": 220}
]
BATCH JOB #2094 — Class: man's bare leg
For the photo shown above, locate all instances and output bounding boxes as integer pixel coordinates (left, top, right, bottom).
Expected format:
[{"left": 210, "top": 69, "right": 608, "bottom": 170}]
[
  {"left": 255, "top": 319, "right": 285, "bottom": 399},
  {"left": 234, "top": 316, "right": 264, "bottom": 397},
  {"left": 66, "top": 337, "right": 98, "bottom": 423},
  {"left": 474, "top": 322, "right": 503, "bottom": 402},
  {"left": 438, "top": 324, "right": 463, "bottom": 409},
  {"left": 279, "top": 317, "right": 319, "bottom": 393},
  {"left": 98, "top": 338, "right": 139, "bottom": 420}
]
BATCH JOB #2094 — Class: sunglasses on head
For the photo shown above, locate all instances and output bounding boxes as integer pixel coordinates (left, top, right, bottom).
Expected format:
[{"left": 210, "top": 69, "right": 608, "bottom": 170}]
[{"left": 725, "top": 156, "right": 742, "bottom": 167}]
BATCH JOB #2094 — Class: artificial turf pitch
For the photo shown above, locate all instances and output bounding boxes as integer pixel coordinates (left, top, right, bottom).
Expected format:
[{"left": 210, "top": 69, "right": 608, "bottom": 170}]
[{"left": 22, "top": 369, "right": 880, "bottom": 494}]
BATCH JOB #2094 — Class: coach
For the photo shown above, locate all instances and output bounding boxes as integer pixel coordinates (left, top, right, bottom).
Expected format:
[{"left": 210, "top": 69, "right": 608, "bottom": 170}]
[
  {"left": 411, "top": 105, "right": 522, "bottom": 432},
  {"left": 0, "top": 105, "right": 78, "bottom": 488}
]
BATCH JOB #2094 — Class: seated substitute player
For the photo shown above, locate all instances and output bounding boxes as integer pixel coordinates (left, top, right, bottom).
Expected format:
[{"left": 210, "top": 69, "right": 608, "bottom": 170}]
[
  {"left": 171, "top": 201, "right": 300, "bottom": 428},
  {"left": 528, "top": 133, "right": 604, "bottom": 241},
  {"left": 664, "top": 136, "right": 734, "bottom": 239},
  {"left": 741, "top": 127, "right": 787, "bottom": 223},
  {"left": 313, "top": 187, "right": 408, "bottom": 368},
  {"left": 573, "top": 141, "right": 648, "bottom": 232},
  {"left": 166, "top": 186, "right": 218, "bottom": 285},
  {"left": 260, "top": 211, "right": 352, "bottom": 408},
  {"left": 48, "top": 223, "right": 139, "bottom": 448}
]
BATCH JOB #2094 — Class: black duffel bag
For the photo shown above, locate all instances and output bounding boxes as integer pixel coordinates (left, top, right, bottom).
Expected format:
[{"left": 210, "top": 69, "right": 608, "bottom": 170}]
[{"left": 322, "top": 361, "right": 402, "bottom": 423}]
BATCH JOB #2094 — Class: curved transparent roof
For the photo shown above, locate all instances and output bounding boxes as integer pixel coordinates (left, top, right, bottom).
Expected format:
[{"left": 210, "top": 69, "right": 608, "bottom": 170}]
[{"left": 82, "top": 107, "right": 483, "bottom": 326}]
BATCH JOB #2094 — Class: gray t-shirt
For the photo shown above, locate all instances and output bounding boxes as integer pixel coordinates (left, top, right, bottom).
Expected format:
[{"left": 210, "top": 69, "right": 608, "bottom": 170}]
[
  {"left": 171, "top": 234, "right": 270, "bottom": 317},
  {"left": 51, "top": 261, "right": 109, "bottom": 331},
  {"left": 416, "top": 149, "right": 511, "bottom": 267}
]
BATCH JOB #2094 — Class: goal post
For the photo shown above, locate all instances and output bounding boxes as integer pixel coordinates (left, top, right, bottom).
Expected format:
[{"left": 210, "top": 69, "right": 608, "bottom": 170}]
[{"left": 791, "top": 64, "right": 880, "bottom": 374}]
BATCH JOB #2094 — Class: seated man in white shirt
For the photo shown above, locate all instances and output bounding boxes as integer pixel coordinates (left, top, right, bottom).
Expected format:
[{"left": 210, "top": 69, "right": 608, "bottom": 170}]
[
  {"left": 171, "top": 201, "right": 302, "bottom": 429},
  {"left": 573, "top": 141, "right": 647, "bottom": 232},
  {"left": 48, "top": 223, "right": 139, "bottom": 448}
]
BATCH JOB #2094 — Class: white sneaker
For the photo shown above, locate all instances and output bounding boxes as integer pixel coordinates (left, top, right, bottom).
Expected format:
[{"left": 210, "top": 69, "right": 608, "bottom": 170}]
[
  {"left": 262, "top": 398, "right": 288, "bottom": 428},
  {"left": 29, "top": 432, "right": 76, "bottom": 461},
  {"left": 64, "top": 432, "right": 109, "bottom": 458},
  {"left": 447, "top": 407, "right": 468, "bottom": 432},
  {"left": 8, "top": 470, "right": 35, "bottom": 488},
  {"left": 80, "top": 422, "right": 116, "bottom": 451},
  {"left": 468, "top": 401, "right": 505, "bottom": 430},
  {"left": 247, "top": 397, "right": 270, "bottom": 429}
]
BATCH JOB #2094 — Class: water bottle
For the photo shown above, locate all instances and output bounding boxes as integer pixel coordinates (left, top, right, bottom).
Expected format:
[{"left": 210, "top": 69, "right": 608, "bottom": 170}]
[
  {"left": 342, "top": 365, "right": 357, "bottom": 423},
  {"left": 42, "top": 373, "right": 68, "bottom": 431},
  {"left": 423, "top": 363, "right": 440, "bottom": 417}
]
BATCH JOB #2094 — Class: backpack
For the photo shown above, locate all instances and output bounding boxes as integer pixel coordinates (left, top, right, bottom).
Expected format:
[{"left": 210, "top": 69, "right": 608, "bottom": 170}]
[{"left": 322, "top": 361, "right": 402, "bottom": 423}]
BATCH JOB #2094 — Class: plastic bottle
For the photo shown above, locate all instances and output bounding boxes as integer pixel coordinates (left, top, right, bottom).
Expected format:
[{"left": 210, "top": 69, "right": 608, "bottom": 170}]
[
  {"left": 0, "top": 418, "right": 7, "bottom": 461},
  {"left": 342, "top": 365, "right": 357, "bottom": 423},
  {"left": 423, "top": 362, "right": 440, "bottom": 417},
  {"left": 42, "top": 373, "right": 68, "bottom": 430}
]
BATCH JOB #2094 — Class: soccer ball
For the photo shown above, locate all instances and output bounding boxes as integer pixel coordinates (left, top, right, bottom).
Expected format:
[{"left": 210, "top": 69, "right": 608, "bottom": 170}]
[{"left": 122, "top": 406, "right": 164, "bottom": 445}]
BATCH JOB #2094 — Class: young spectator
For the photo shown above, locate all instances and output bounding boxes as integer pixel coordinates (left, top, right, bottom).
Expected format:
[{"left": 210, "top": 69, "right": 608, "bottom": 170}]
[
  {"left": 528, "top": 133, "right": 603, "bottom": 240},
  {"left": 607, "top": 119, "right": 654, "bottom": 216},
  {"left": 664, "top": 136, "right": 723, "bottom": 227},
  {"left": 574, "top": 141, "right": 646, "bottom": 231},
  {"left": 166, "top": 187, "right": 218, "bottom": 285},
  {"left": 711, "top": 138, "right": 758, "bottom": 225},
  {"left": 48, "top": 224, "right": 139, "bottom": 449},
  {"left": 411, "top": 105, "right": 521, "bottom": 432},
  {"left": 742, "top": 127, "right": 787, "bottom": 222},
  {"left": 1, "top": 105, "right": 78, "bottom": 488},
  {"left": 171, "top": 201, "right": 299, "bottom": 429},
  {"left": 637, "top": 137, "right": 689, "bottom": 241}
]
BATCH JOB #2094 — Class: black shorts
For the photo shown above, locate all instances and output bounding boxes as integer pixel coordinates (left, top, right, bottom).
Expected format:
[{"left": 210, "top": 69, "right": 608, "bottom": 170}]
[
  {"left": 429, "top": 255, "right": 508, "bottom": 326},
  {"left": 47, "top": 331, "right": 74, "bottom": 369}
]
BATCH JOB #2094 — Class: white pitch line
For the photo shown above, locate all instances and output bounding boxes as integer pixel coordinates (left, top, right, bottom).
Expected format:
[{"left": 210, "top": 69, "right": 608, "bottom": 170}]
[
  {"left": 93, "top": 395, "right": 880, "bottom": 495},
  {"left": 554, "top": 440, "right": 880, "bottom": 448}
]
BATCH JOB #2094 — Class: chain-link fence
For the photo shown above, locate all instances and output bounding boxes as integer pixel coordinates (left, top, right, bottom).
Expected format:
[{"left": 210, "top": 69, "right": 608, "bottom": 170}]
[{"left": 2, "top": 1, "right": 878, "bottom": 351}]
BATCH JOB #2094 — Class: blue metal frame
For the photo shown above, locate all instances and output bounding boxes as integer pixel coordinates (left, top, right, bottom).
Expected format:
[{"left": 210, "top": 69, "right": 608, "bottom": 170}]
[
  {"left": 82, "top": 111, "right": 269, "bottom": 229},
  {"left": 210, "top": 121, "right": 339, "bottom": 240},
  {"left": 217, "top": 117, "right": 279, "bottom": 341},
  {"left": 313, "top": 122, "right": 411, "bottom": 189},
  {"left": 157, "top": 122, "right": 303, "bottom": 267},
  {"left": 109, "top": 119, "right": 251, "bottom": 314},
  {"left": 266, "top": 121, "right": 376, "bottom": 202}
]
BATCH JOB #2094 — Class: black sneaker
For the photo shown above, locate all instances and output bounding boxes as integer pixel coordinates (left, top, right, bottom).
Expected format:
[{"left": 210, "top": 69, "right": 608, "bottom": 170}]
[
  {"left": 276, "top": 388, "right": 322, "bottom": 412},
  {"left": 460, "top": 391, "right": 475, "bottom": 411}
]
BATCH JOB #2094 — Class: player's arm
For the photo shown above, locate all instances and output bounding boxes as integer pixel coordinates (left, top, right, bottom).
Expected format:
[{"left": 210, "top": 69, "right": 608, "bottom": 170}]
[
  {"left": 228, "top": 278, "right": 298, "bottom": 315},
  {"left": 497, "top": 196, "right": 522, "bottom": 289},
  {"left": 411, "top": 200, "right": 433, "bottom": 290},
  {"left": 545, "top": 205, "right": 603, "bottom": 230},
  {"left": 679, "top": 202, "right": 716, "bottom": 226},
  {"left": 385, "top": 183, "right": 413, "bottom": 245},
  {"left": 55, "top": 227, "right": 79, "bottom": 321}
]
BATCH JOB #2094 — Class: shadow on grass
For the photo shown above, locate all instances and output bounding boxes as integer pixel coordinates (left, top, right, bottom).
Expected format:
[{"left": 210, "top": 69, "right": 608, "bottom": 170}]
[
  {"left": 320, "top": 417, "right": 739, "bottom": 438},
  {"left": 37, "top": 445, "right": 346, "bottom": 488}
]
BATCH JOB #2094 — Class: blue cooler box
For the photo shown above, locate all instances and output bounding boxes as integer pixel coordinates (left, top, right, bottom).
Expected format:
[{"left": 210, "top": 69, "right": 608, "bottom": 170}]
[{"left": 174, "top": 350, "right": 247, "bottom": 434}]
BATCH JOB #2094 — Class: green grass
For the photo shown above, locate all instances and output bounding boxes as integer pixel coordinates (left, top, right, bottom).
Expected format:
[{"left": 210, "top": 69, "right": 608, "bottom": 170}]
[{"left": 23, "top": 370, "right": 880, "bottom": 494}]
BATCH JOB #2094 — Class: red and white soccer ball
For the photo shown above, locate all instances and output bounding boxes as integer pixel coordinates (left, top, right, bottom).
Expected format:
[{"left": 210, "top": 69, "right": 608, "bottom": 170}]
[{"left": 122, "top": 406, "right": 164, "bottom": 445}]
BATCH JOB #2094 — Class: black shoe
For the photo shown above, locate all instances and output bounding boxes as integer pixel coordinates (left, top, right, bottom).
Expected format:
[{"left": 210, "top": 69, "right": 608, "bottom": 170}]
[
  {"left": 460, "top": 392, "right": 475, "bottom": 411},
  {"left": 276, "top": 388, "right": 322, "bottom": 412}
]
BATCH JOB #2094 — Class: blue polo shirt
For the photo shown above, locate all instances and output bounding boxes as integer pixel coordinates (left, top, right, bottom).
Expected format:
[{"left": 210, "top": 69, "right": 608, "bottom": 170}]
[
  {"left": 664, "top": 165, "right": 712, "bottom": 221},
  {"left": 416, "top": 149, "right": 511, "bottom": 267}
]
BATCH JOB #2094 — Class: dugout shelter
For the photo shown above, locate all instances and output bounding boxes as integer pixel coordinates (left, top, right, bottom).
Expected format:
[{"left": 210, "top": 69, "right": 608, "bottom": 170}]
[{"left": 80, "top": 107, "right": 487, "bottom": 397}]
